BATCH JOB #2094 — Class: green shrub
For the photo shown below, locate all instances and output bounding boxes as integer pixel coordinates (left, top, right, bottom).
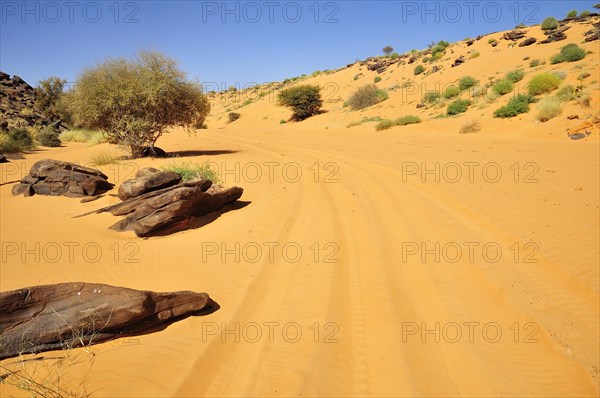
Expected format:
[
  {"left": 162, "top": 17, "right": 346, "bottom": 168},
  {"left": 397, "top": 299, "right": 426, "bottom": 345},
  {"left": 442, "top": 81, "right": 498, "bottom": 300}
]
[
  {"left": 414, "top": 65, "right": 425, "bottom": 75},
  {"left": 536, "top": 97, "right": 562, "bottom": 122},
  {"left": 37, "top": 126, "right": 61, "bottom": 147},
  {"left": 505, "top": 70, "right": 525, "bottom": 83},
  {"left": 68, "top": 50, "right": 210, "bottom": 158},
  {"left": 354, "top": 74, "right": 360, "bottom": 81},
  {"left": 469, "top": 50, "right": 480, "bottom": 59},
  {"left": 429, "top": 52, "right": 443, "bottom": 62},
  {"left": 422, "top": 56, "right": 431, "bottom": 63},
  {"left": 424, "top": 91, "right": 441, "bottom": 103},
  {"left": 277, "top": 84, "right": 323, "bottom": 120},
  {"left": 228, "top": 112, "right": 241, "bottom": 123},
  {"left": 346, "top": 84, "right": 388, "bottom": 110},
  {"left": 581, "top": 10, "right": 591, "bottom": 17},
  {"left": 551, "top": 43, "right": 587, "bottom": 64},
  {"left": 375, "top": 119, "right": 396, "bottom": 131},
  {"left": 529, "top": 59, "right": 541, "bottom": 67},
  {"left": 443, "top": 86, "right": 461, "bottom": 99},
  {"left": 459, "top": 76, "right": 478, "bottom": 90},
  {"left": 541, "top": 17, "right": 558, "bottom": 30},
  {"left": 395, "top": 115, "right": 421, "bottom": 125},
  {"left": 551, "top": 70, "right": 567, "bottom": 80},
  {"left": 60, "top": 129, "right": 105, "bottom": 144},
  {"left": 161, "top": 161, "right": 220, "bottom": 183},
  {"left": 567, "top": 10, "right": 578, "bottom": 18},
  {"left": 279, "top": 119, "right": 286, "bottom": 124},
  {"left": 527, "top": 73, "right": 562, "bottom": 95},
  {"left": 90, "top": 150, "right": 120, "bottom": 166},
  {"left": 447, "top": 99, "right": 471, "bottom": 115},
  {"left": 0, "top": 128, "right": 35, "bottom": 153},
  {"left": 556, "top": 85, "right": 577, "bottom": 102},
  {"left": 493, "top": 94, "right": 535, "bottom": 118},
  {"left": 374, "top": 76, "right": 382, "bottom": 83},
  {"left": 493, "top": 79, "right": 514, "bottom": 96}
]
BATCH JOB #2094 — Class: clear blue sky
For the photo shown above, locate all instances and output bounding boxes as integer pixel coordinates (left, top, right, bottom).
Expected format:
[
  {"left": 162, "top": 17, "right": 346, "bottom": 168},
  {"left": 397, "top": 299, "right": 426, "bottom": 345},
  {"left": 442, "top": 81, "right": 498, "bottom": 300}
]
[{"left": 0, "top": 1, "right": 596, "bottom": 89}]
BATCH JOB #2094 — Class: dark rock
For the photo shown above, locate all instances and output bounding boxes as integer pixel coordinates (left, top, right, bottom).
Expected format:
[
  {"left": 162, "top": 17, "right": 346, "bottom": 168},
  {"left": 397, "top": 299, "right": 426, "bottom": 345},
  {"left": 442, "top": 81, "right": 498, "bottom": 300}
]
[
  {"left": 141, "top": 146, "right": 167, "bottom": 158},
  {"left": 12, "top": 159, "right": 113, "bottom": 197},
  {"left": 465, "top": 39, "right": 474, "bottom": 46},
  {"left": 431, "top": 66, "right": 441, "bottom": 74},
  {"left": 489, "top": 39, "right": 498, "bottom": 47},
  {"left": 118, "top": 168, "right": 182, "bottom": 200},
  {"left": 503, "top": 30, "right": 527, "bottom": 41},
  {"left": 519, "top": 37, "right": 536, "bottom": 47},
  {"left": 451, "top": 56, "right": 465, "bottom": 67},
  {"left": 567, "top": 115, "right": 580, "bottom": 120},
  {"left": 569, "top": 132, "right": 587, "bottom": 140},
  {"left": 0, "top": 153, "right": 7, "bottom": 163},
  {"left": 0, "top": 282, "right": 215, "bottom": 360},
  {"left": 416, "top": 103, "right": 426, "bottom": 109}
]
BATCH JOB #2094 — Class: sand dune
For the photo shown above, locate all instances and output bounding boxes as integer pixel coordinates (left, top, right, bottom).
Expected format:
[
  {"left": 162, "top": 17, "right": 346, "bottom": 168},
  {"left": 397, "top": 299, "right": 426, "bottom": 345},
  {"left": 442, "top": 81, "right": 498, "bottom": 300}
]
[{"left": 1, "top": 17, "right": 599, "bottom": 398}]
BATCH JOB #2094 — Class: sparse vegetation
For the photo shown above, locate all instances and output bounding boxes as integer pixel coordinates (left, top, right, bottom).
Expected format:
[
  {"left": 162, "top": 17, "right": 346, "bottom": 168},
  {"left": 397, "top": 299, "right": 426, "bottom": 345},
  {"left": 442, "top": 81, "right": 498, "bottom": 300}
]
[
  {"left": 469, "top": 50, "right": 480, "bottom": 59},
  {"left": 34, "top": 76, "right": 69, "bottom": 123},
  {"left": 0, "top": 128, "right": 35, "bottom": 153},
  {"left": 529, "top": 59, "right": 542, "bottom": 67},
  {"left": 228, "top": 112, "right": 241, "bottom": 123},
  {"left": 37, "top": 126, "right": 62, "bottom": 147},
  {"left": 505, "top": 69, "right": 525, "bottom": 83},
  {"left": 527, "top": 73, "right": 562, "bottom": 95},
  {"left": 277, "top": 84, "right": 323, "bottom": 120},
  {"left": 383, "top": 46, "right": 394, "bottom": 56},
  {"left": 556, "top": 85, "right": 577, "bottom": 102},
  {"left": 492, "top": 79, "right": 514, "bottom": 96},
  {"left": 60, "top": 129, "right": 105, "bottom": 144},
  {"left": 424, "top": 91, "right": 441, "bottom": 103},
  {"left": 541, "top": 17, "right": 558, "bottom": 30},
  {"left": 580, "top": 10, "right": 591, "bottom": 17},
  {"left": 459, "top": 76, "right": 478, "bottom": 90},
  {"left": 567, "top": 10, "right": 578, "bottom": 18},
  {"left": 447, "top": 99, "right": 471, "bottom": 115},
  {"left": 536, "top": 97, "right": 562, "bottom": 122},
  {"left": 550, "top": 43, "right": 586, "bottom": 64},
  {"left": 374, "top": 76, "right": 382, "bottom": 83},
  {"left": 346, "top": 116, "right": 383, "bottom": 128},
  {"left": 90, "top": 150, "right": 120, "bottom": 166},
  {"left": 67, "top": 50, "right": 210, "bottom": 158},
  {"left": 346, "top": 84, "right": 389, "bottom": 110},
  {"left": 493, "top": 94, "right": 536, "bottom": 118},
  {"left": 161, "top": 161, "right": 220, "bottom": 183},
  {"left": 443, "top": 86, "right": 461, "bottom": 99},
  {"left": 414, "top": 65, "right": 425, "bottom": 75},
  {"left": 375, "top": 115, "right": 421, "bottom": 131},
  {"left": 459, "top": 120, "right": 481, "bottom": 134}
]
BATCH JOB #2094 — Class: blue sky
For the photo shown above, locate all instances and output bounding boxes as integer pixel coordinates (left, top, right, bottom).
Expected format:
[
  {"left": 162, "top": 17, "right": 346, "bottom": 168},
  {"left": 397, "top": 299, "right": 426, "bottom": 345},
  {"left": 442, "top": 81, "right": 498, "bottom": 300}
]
[{"left": 0, "top": 1, "right": 596, "bottom": 89}]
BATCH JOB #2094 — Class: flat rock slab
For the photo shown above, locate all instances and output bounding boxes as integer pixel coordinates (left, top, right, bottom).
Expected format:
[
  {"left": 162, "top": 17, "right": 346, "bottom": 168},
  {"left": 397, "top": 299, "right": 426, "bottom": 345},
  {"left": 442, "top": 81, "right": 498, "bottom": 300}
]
[
  {"left": 118, "top": 168, "right": 182, "bottom": 200},
  {"left": 12, "top": 159, "right": 114, "bottom": 197},
  {"left": 0, "top": 282, "right": 215, "bottom": 360}
]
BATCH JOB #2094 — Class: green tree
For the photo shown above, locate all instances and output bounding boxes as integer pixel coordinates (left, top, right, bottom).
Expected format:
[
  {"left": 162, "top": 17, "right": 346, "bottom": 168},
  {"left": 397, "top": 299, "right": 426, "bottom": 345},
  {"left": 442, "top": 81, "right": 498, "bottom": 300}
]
[
  {"left": 34, "top": 76, "right": 66, "bottom": 119},
  {"left": 277, "top": 85, "right": 323, "bottom": 121},
  {"left": 67, "top": 50, "right": 210, "bottom": 157},
  {"left": 383, "top": 46, "right": 394, "bottom": 56},
  {"left": 566, "top": 10, "right": 578, "bottom": 18}
]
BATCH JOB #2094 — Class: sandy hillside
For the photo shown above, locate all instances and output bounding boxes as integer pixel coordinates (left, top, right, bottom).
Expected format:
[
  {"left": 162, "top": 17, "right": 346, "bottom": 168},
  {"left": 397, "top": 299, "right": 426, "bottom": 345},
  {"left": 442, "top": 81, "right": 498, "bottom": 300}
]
[{"left": 1, "top": 17, "right": 599, "bottom": 397}]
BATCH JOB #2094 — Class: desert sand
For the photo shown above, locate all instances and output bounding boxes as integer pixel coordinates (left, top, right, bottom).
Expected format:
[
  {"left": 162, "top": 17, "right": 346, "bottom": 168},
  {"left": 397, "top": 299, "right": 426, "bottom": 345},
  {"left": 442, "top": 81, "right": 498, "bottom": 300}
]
[{"left": 1, "top": 19, "right": 599, "bottom": 397}]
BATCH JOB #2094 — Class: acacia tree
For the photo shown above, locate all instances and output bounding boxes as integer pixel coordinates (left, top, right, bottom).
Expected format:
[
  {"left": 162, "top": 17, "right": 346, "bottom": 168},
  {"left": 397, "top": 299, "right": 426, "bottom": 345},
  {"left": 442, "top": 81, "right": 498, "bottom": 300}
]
[
  {"left": 68, "top": 50, "right": 210, "bottom": 157},
  {"left": 34, "top": 76, "right": 66, "bottom": 119},
  {"left": 383, "top": 46, "right": 394, "bottom": 56}
]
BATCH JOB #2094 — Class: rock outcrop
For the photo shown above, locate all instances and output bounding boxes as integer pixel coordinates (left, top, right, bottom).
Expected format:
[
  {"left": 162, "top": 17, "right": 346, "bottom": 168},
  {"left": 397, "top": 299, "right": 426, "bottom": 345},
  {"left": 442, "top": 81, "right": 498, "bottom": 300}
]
[
  {"left": 0, "top": 282, "right": 215, "bottom": 360},
  {"left": 11, "top": 159, "right": 114, "bottom": 197},
  {"left": 0, "top": 72, "right": 66, "bottom": 131},
  {"left": 118, "top": 167, "right": 182, "bottom": 200}
]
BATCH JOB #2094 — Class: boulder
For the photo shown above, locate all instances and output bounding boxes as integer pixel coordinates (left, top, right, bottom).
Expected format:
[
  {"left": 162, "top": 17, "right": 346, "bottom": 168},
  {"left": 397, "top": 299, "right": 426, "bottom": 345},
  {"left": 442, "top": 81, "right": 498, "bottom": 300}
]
[
  {"left": 0, "top": 282, "right": 215, "bottom": 360},
  {"left": 519, "top": 37, "right": 536, "bottom": 47},
  {"left": 11, "top": 159, "right": 113, "bottom": 197},
  {"left": 503, "top": 30, "right": 527, "bottom": 41},
  {"left": 118, "top": 168, "right": 182, "bottom": 200},
  {"left": 451, "top": 56, "right": 465, "bottom": 67}
]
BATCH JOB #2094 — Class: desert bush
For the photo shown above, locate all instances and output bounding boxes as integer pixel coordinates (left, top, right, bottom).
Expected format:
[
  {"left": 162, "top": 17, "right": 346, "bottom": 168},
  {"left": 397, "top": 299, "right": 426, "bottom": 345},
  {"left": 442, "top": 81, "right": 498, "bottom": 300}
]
[
  {"left": 447, "top": 99, "right": 471, "bottom": 115},
  {"left": 550, "top": 43, "right": 586, "bottom": 64},
  {"left": 492, "top": 79, "right": 514, "bottom": 96},
  {"left": 527, "top": 73, "right": 562, "bottom": 95},
  {"left": 536, "top": 97, "right": 562, "bottom": 122},
  {"left": 346, "top": 84, "right": 388, "bottom": 110},
  {"left": 383, "top": 46, "right": 394, "bottom": 56},
  {"left": 443, "top": 86, "right": 461, "bottom": 99},
  {"left": 37, "top": 126, "right": 61, "bottom": 147},
  {"left": 529, "top": 59, "right": 541, "bottom": 67},
  {"left": 161, "top": 161, "right": 220, "bottom": 183},
  {"left": 279, "top": 119, "right": 286, "bottom": 124},
  {"left": 277, "top": 84, "right": 323, "bottom": 120},
  {"left": 395, "top": 115, "right": 421, "bottom": 125},
  {"left": 551, "top": 70, "right": 567, "bottom": 80},
  {"left": 541, "top": 17, "right": 558, "bottom": 30},
  {"left": 505, "top": 69, "right": 525, "bottom": 83},
  {"left": 581, "top": 10, "right": 591, "bottom": 17},
  {"left": 414, "top": 65, "right": 425, "bottom": 75},
  {"left": 228, "top": 112, "right": 241, "bottom": 123},
  {"left": 469, "top": 50, "right": 480, "bottom": 59},
  {"left": 422, "top": 56, "right": 431, "bottom": 63},
  {"left": 424, "top": 91, "right": 441, "bottom": 103},
  {"left": 67, "top": 50, "right": 210, "bottom": 158},
  {"left": 60, "top": 129, "right": 105, "bottom": 144},
  {"left": 0, "top": 128, "right": 34, "bottom": 152},
  {"left": 375, "top": 119, "right": 396, "bottom": 131},
  {"left": 493, "top": 94, "right": 535, "bottom": 118},
  {"left": 374, "top": 76, "right": 382, "bottom": 83},
  {"left": 556, "top": 85, "right": 577, "bottom": 101},
  {"left": 459, "top": 76, "right": 478, "bottom": 90},
  {"left": 459, "top": 120, "right": 481, "bottom": 134},
  {"left": 567, "top": 10, "right": 578, "bottom": 18},
  {"left": 578, "top": 72, "right": 591, "bottom": 80},
  {"left": 430, "top": 52, "right": 443, "bottom": 62}
]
